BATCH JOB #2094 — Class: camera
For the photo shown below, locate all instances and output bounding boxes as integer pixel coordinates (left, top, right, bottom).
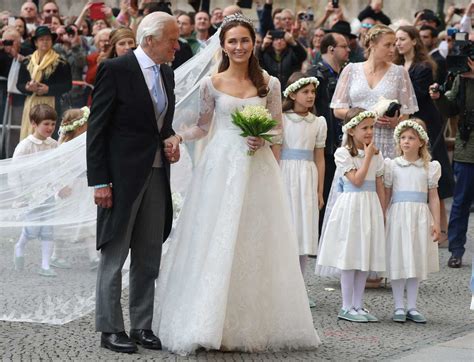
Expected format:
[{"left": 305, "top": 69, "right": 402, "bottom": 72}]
[
  {"left": 384, "top": 102, "right": 401, "bottom": 118},
  {"left": 446, "top": 32, "right": 474, "bottom": 74},
  {"left": 332, "top": 0, "right": 339, "bottom": 8},
  {"left": 65, "top": 25, "right": 81, "bottom": 36},
  {"left": 1, "top": 40, "right": 14, "bottom": 46},
  {"left": 269, "top": 30, "right": 285, "bottom": 39},
  {"left": 298, "top": 12, "right": 314, "bottom": 22}
]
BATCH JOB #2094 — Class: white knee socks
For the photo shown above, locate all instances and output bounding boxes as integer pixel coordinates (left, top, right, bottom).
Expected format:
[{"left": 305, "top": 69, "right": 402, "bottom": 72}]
[
  {"left": 15, "top": 230, "right": 29, "bottom": 257},
  {"left": 41, "top": 240, "right": 53, "bottom": 270},
  {"left": 391, "top": 278, "right": 406, "bottom": 310},
  {"left": 391, "top": 278, "right": 420, "bottom": 311},
  {"left": 340, "top": 270, "right": 355, "bottom": 310},
  {"left": 353, "top": 271, "right": 369, "bottom": 310},
  {"left": 406, "top": 278, "right": 420, "bottom": 311}
]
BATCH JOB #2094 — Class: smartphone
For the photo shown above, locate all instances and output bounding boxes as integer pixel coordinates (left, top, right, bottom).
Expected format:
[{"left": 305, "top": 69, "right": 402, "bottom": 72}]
[
  {"left": 90, "top": 2, "right": 105, "bottom": 20},
  {"left": 269, "top": 30, "right": 285, "bottom": 39},
  {"left": 454, "top": 7, "right": 465, "bottom": 15},
  {"left": 332, "top": 0, "right": 339, "bottom": 8},
  {"left": 130, "top": 0, "right": 138, "bottom": 10}
]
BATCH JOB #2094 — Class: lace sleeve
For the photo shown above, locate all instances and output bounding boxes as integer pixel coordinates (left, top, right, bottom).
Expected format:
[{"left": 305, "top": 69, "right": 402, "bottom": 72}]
[
  {"left": 266, "top": 76, "right": 283, "bottom": 144},
  {"left": 398, "top": 66, "right": 419, "bottom": 114},
  {"left": 428, "top": 161, "right": 441, "bottom": 189},
  {"left": 179, "top": 77, "right": 215, "bottom": 141},
  {"left": 330, "top": 63, "right": 353, "bottom": 109}
]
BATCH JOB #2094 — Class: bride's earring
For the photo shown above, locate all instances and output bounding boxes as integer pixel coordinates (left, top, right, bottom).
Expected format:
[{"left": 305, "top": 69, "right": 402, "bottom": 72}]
[{"left": 223, "top": 51, "right": 228, "bottom": 57}]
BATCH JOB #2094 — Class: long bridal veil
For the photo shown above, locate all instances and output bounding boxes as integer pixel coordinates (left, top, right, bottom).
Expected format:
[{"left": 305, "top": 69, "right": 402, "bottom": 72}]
[{"left": 0, "top": 30, "right": 222, "bottom": 324}]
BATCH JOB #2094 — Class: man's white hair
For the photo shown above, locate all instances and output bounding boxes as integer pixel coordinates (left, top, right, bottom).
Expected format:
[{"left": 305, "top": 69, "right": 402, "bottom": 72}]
[{"left": 136, "top": 11, "right": 176, "bottom": 46}]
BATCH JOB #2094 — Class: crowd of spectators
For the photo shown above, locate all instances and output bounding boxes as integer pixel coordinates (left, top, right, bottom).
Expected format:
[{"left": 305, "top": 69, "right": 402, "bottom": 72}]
[{"left": 0, "top": 0, "right": 473, "bottom": 266}]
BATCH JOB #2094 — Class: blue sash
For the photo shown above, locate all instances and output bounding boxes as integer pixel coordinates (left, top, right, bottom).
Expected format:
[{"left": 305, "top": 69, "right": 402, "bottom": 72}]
[
  {"left": 392, "top": 191, "right": 427, "bottom": 204},
  {"left": 338, "top": 178, "right": 376, "bottom": 193},
  {"left": 280, "top": 148, "right": 314, "bottom": 161}
]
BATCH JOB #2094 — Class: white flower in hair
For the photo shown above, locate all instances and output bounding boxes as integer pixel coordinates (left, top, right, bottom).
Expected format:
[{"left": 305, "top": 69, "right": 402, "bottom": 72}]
[
  {"left": 342, "top": 111, "right": 377, "bottom": 133},
  {"left": 58, "top": 106, "right": 90, "bottom": 135},
  {"left": 283, "top": 77, "right": 320, "bottom": 98},
  {"left": 394, "top": 119, "right": 429, "bottom": 142}
]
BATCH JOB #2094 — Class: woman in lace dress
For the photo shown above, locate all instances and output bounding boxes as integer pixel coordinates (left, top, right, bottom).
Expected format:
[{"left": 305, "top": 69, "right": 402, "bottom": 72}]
[
  {"left": 331, "top": 25, "right": 419, "bottom": 159},
  {"left": 152, "top": 15, "right": 320, "bottom": 355}
]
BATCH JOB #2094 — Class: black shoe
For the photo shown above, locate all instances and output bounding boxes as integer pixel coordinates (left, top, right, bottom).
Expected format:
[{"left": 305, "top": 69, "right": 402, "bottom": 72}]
[
  {"left": 447, "top": 255, "right": 462, "bottom": 268},
  {"left": 130, "top": 329, "right": 162, "bottom": 350},
  {"left": 100, "top": 332, "right": 138, "bottom": 353}
]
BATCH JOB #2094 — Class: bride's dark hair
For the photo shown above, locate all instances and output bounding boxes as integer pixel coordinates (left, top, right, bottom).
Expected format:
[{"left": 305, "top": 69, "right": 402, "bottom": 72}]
[{"left": 218, "top": 20, "right": 269, "bottom": 97}]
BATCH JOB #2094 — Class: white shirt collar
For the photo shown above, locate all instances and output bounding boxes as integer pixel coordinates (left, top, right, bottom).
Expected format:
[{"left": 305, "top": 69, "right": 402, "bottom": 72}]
[
  {"left": 395, "top": 156, "right": 424, "bottom": 167},
  {"left": 134, "top": 45, "right": 159, "bottom": 71},
  {"left": 27, "top": 134, "right": 55, "bottom": 145}
]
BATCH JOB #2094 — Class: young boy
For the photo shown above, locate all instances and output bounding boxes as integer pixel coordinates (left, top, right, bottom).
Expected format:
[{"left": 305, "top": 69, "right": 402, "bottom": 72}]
[{"left": 13, "top": 103, "right": 58, "bottom": 277}]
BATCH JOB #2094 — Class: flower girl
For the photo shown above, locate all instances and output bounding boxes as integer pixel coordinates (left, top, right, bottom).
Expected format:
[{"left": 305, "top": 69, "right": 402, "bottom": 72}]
[
  {"left": 384, "top": 119, "right": 440, "bottom": 323},
  {"left": 317, "top": 108, "right": 385, "bottom": 322},
  {"left": 280, "top": 73, "right": 326, "bottom": 289}
]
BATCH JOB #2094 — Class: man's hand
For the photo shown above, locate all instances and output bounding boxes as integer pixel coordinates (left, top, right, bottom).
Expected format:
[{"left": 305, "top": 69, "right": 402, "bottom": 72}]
[
  {"left": 94, "top": 186, "right": 113, "bottom": 208},
  {"left": 164, "top": 135, "right": 180, "bottom": 163}
]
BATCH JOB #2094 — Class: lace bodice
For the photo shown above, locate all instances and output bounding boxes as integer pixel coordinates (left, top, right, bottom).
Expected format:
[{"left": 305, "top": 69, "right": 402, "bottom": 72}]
[
  {"left": 180, "top": 76, "right": 283, "bottom": 141},
  {"left": 330, "top": 62, "right": 419, "bottom": 114}
]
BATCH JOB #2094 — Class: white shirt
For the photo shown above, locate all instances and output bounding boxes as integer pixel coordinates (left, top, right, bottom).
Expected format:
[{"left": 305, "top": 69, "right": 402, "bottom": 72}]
[
  {"left": 133, "top": 45, "right": 167, "bottom": 121},
  {"left": 7, "top": 58, "right": 21, "bottom": 95},
  {"left": 133, "top": 46, "right": 167, "bottom": 167},
  {"left": 13, "top": 135, "right": 58, "bottom": 158}
]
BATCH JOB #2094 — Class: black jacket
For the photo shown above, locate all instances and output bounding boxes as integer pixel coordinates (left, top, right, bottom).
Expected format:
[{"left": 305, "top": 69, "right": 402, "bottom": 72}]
[
  {"left": 258, "top": 42, "right": 307, "bottom": 90},
  {"left": 86, "top": 51, "right": 175, "bottom": 249}
]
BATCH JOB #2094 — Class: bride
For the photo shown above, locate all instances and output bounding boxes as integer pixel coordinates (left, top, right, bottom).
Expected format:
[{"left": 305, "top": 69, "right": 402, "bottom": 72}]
[{"left": 153, "top": 14, "right": 320, "bottom": 355}]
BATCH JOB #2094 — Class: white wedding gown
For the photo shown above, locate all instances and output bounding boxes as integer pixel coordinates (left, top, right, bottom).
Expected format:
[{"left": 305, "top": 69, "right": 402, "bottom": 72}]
[{"left": 152, "top": 76, "right": 320, "bottom": 355}]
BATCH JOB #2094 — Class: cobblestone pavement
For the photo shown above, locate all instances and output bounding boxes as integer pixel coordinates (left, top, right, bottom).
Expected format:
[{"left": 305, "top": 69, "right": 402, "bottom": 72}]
[{"left": 1, "top": 210, "right": 473, "bottom": 361}]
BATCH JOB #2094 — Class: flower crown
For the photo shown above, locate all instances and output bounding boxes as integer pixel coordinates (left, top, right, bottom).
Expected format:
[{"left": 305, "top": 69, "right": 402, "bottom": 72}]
[
  {"left": 283, "top": 77, "right": 319, "bottom": 98},
  {"left": 221, "top": 13, "right": 254, "bottom": 28},
  {"left": 59, "top": 106, "right": 90, "bottom": 135},
  {"left": 394, "top": 119, "right": 429, "bottom": 142},
  {"left": 342, "top": 111, "right": 376, "bottom": 133}
]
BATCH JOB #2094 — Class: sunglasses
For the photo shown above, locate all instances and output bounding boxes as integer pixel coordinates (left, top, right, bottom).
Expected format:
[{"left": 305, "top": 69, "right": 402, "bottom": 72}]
[{"left": 361, "top": 23, "right": 374, "bottom": 29}]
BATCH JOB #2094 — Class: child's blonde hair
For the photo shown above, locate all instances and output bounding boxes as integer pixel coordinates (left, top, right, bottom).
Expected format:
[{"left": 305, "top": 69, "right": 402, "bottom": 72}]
[
  {"left": 58, "top": 107, "right": 89, "bottom": 144},
  {"left": 395, "top": 118, "right": 431, "bottom": 167},
  {"left": 343, "top": 107, "right": 378, "bottom": 157}
]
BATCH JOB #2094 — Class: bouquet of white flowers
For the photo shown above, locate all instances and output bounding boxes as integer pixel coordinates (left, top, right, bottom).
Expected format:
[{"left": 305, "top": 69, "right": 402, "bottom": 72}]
[{"left": 231, "top": 105, "right": 278, "bottom": 156}]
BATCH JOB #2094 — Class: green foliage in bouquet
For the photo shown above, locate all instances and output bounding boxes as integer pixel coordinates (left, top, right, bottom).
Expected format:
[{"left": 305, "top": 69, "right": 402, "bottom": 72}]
[{"left": 231, "top": 105, "right": 278, "bottom": 155}]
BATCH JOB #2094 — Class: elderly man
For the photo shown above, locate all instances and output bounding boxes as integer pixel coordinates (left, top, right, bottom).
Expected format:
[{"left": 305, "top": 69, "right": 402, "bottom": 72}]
[
  {"left": 20, "top": 1, "right": 39, "bottom": 32},
  {"left": 87, "top": 12, "right": 180, "bottom": 353}
]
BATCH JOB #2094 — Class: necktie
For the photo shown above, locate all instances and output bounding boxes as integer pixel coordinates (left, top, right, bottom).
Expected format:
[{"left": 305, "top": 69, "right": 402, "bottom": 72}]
[{"left": 151, "top": 64, "right": 166, "bottom": 116}]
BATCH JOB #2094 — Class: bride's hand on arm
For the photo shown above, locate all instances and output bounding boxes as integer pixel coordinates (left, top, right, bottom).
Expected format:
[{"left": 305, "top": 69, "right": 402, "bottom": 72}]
[
  {"left": 164, "top": 135, "right": 181, "bottom": 163},
  {"left": 246, "top": 136, "right": 265, "bottom": 152}
]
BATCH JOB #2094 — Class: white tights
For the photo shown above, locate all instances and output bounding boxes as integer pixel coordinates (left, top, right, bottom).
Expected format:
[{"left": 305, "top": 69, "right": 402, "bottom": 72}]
[
  {"left": 15, "top": 230, "right": 52, "bottom": 270},
  {"left": 340, "top": 270, "right": 369, "bottom": 310},
  {"left": 391, "top": 278, "right": 420, "bottom": 311}
]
